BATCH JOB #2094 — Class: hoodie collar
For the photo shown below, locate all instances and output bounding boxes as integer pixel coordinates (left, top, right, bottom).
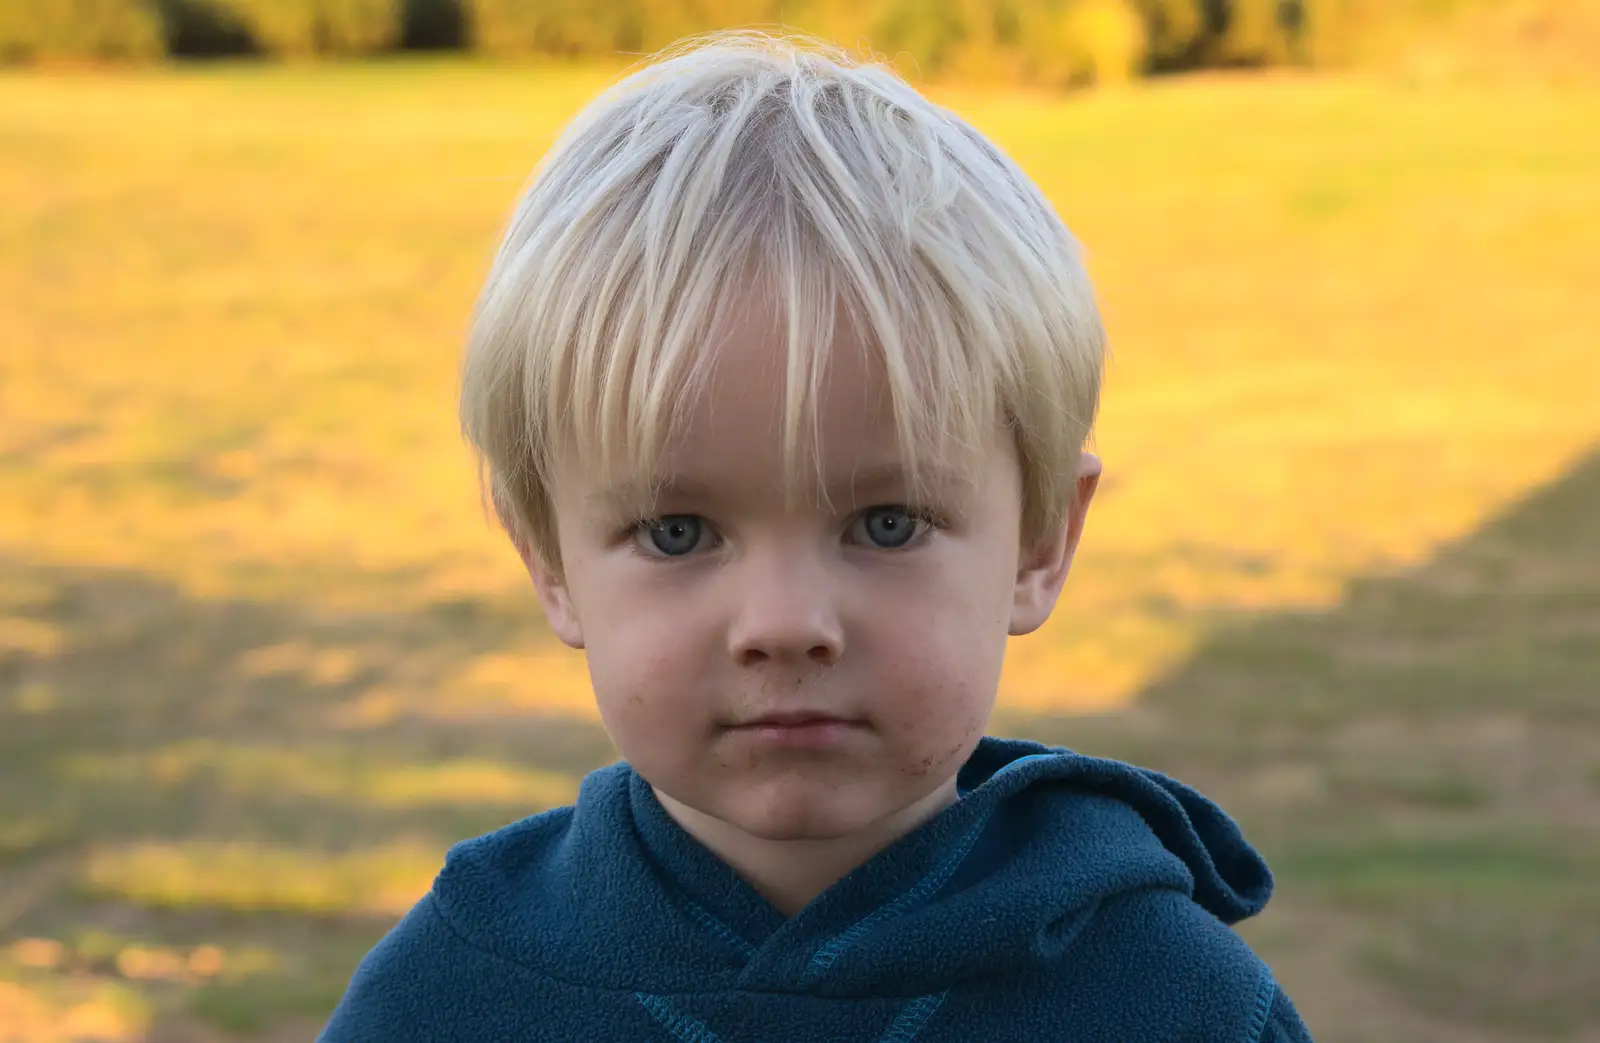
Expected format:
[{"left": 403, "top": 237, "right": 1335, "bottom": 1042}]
[
  {"left": 436, "top": 737, "right": 1272, "bottom": 998},
  {"left": 622, "top": 737, "right": 1271, "bottom": 995}
]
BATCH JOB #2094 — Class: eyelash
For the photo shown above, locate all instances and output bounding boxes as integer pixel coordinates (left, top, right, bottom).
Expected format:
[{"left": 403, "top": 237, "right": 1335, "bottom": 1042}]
[{"left": 619, "top": 505, "right": 945, "bottom": 561}]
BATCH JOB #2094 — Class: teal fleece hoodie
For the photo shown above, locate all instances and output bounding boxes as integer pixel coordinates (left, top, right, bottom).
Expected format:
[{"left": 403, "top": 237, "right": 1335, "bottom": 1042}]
[{"left": 320, "top": 736, "right": 1313, "bottom": 1041}]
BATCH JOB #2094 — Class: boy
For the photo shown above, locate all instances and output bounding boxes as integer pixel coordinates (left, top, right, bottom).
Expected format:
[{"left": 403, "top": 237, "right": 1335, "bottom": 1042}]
[{"left": 321, "top": 31, "right": 1313, "bottom": 1042}]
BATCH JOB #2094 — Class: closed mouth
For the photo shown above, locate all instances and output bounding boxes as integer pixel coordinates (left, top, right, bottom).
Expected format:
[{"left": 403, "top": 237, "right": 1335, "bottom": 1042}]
[{"left": 735, "top": 713, "right": 862, "bottom": 728}]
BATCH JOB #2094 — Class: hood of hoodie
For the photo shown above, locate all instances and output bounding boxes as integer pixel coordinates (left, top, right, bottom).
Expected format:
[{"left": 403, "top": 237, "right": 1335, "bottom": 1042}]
[{"left": 431, "top": 736, "right": 1273, "bottom": 999}]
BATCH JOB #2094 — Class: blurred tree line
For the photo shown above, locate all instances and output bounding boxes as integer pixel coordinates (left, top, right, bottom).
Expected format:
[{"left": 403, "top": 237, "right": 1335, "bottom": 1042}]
[{"left": 0, "top": 0, "right": 1385, "bottom": 83}]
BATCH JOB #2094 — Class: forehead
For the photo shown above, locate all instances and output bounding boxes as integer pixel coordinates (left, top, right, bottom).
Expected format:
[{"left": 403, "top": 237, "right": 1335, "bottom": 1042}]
[
  {"left": 575, "top": 291, "right": 983, "bottom": 513},
  {"left": 678, "top": 295, "right": 886, "bottom": 453}
]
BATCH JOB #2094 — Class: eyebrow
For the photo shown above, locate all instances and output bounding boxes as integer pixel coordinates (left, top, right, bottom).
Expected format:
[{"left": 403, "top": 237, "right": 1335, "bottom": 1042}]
[
  {"left": 587, "top": 461, "right": 962, "bottom": 514},
  {"left": 585, "top": 475, "right": 714, "bottom": 510},
  {"left": 842, "top": 461, "right": 927, "bottom": 494}
]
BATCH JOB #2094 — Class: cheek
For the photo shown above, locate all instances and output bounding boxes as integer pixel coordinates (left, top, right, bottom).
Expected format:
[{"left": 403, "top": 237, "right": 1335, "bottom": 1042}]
[
  {"left": 861, "top": 560, "right": 1010, "bottom": 748},
  {"left": 877, "top": 652, "right": 996, "bottom": 782},
  {"left": 580, "top": 596, "right": 718, "bottom": 755}
]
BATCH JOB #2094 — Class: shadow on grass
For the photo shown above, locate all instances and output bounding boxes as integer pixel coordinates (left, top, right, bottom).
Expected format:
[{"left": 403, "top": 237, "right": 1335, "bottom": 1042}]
[
  {"left": 1002, "top": 448, "right": 1600, "bottom": 1042},
  {"left": 3, "top": 448, "right": 1597, "bottom": 1040},
  {"left": 0, "top": 558, "right": 616, "bottom": 1037}
]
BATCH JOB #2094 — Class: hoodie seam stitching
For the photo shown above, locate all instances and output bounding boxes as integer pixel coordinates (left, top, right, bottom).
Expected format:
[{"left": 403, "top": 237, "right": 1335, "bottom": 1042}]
[
  {"left": 1244, "top": 966, "right": 1278, "bottom": 1043},
  {"left": 802, "top": 807, "right": 994, "bottom": 983},
  {"left": 876, "top": 989, "right": 950, "bottom": 1042},
  {"left": 681, "top": 895, "right": 760, "bottom": 960},
  {"left": 635, "top": 992, "right": 727, "bottom": 1043}
]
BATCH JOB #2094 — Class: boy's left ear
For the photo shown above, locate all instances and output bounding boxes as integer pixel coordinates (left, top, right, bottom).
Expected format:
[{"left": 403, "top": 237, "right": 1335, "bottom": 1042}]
[{"left": 1010, "top": 452, "right": 1101, "bottom": 637}]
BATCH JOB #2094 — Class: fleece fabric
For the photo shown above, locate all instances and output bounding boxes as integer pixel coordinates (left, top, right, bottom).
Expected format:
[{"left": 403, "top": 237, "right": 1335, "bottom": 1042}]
[{"left": 319, "top": 736, "right": 1313, "bottom": 1042}]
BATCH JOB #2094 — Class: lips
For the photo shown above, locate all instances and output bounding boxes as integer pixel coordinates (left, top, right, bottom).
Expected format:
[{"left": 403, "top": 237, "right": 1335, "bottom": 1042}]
[
  {"left": 726, "top": 712, "right": 866, "bottom": 749},
  {"left": 734, "top": 711, "right": 861, "bottom": 728}
]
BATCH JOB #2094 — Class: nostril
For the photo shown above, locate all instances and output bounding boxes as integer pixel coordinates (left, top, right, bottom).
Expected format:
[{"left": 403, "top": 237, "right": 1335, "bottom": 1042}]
[{"left": 807, "top": 644, "right": 836, "bottom": 663}]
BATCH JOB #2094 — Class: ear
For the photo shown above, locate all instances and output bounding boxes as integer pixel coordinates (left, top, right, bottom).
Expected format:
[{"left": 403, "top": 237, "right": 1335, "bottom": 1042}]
[
  {"left": 1010, "top": 452, "right": 1101, "bottom": 637},
  {"left": 500, "top": 502, "right": 586, "bottom": 651}
]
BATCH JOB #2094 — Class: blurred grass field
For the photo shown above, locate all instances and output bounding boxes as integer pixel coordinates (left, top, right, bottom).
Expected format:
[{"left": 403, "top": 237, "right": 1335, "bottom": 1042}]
[{"left": 1, "top": 59, "right": 1597, "bottom": 1041}]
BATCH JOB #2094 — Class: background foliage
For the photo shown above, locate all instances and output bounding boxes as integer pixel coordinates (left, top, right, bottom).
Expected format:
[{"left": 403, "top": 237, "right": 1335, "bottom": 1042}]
[{"left": 4, "top": 0, "right": 1582, "bottom": 85}]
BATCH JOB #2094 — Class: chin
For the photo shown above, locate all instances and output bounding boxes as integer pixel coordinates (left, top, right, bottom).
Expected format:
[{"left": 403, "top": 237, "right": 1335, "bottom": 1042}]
[{"left": 724, "top": 787, "right": 876, "bottom": 843}]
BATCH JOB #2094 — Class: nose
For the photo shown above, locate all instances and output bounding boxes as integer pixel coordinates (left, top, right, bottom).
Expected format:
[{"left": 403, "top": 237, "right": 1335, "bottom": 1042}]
[{"left": 725, "top": 550, "right": 845, "bottom": 668}]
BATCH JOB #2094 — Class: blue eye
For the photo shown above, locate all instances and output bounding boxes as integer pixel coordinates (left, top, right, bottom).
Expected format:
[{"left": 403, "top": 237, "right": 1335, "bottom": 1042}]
[
  {"left": 857, "top": 506, "right": 923, "bottom": 549},
  {"left": 642, "top": 515, "right": 704, "bottom": 557}
]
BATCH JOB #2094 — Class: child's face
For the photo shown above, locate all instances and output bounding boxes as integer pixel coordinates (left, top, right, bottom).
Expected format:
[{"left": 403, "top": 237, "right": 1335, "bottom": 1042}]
[{"left": 521, "top": 299, "right": 1096, "bottom": 844}]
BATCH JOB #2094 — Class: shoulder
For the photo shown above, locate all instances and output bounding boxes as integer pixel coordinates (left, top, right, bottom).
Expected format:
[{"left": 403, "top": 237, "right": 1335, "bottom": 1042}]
[
  {"left": 318, "top": 893, "right": 463, "bottom": 1041},
  {"left": 1084, "top": 886, "right": 1264, "bottom": 982},
  {"left": 434, "top": 762, "right": 630, "bottom": 900},
  {"left": 318, "top": 888, "right": 588, "bottom": 1043},
  {"left": 1067, "top": 887, "right": 1296, "bottom": 1042},
  {"left": 1257, "top": 981, "right": 1315, "bottom": 1043},
  {"left": 427, "top": 769, "right": 628, "bottom": 953}
]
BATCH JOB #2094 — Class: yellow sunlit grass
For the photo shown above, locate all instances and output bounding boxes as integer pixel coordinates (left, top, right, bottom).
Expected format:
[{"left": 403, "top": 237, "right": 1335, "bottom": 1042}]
[
  {"left": 80, "top": 841, "right": 442, "bottom": 917},
  {"left": 239, "top": 641, "right": 367, "bottom": 686},
  {"left": 58, "top": 741, "right": 578, "bottom": 809},
  {"left": 7, "top": 934, "right": 275, "bottom": 983},
  {"left": 441, "top": 647, "right": 602, "bottom": 720},
  {"left": 1, "top": 64, "right": 1596, "bottom": 720},
  {"left": 0, "top": 979, "right": 149, "bottom": 1043},
  {"left": 1, "top": 937, "right": 276, "bottom": 1041},
  {"left": 965, "top": 77, "right": 1600, "bottom": 707},
  {"left": 0, "top": 617, "right": 63, "bottom": 657}
]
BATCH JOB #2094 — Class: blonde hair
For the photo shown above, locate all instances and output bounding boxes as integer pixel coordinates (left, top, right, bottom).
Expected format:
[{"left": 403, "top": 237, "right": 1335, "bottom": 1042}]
[{"left": 461, "top": 30, "right": 1105, "bottom": 575}]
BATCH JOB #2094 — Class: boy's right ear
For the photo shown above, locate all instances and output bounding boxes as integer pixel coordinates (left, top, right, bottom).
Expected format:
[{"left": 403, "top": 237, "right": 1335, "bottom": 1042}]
[
  {"left": 498, "top": 498, "right": 585, "bottom": 651},
  {"left": 521, "top": 551, "right": 585, "bottom": 651}
]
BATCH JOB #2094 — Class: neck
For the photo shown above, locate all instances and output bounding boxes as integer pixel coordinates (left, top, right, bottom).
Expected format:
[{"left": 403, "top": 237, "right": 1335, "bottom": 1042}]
[{"left": 654, "top": 779, "right": 961, "bottom": 917}]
